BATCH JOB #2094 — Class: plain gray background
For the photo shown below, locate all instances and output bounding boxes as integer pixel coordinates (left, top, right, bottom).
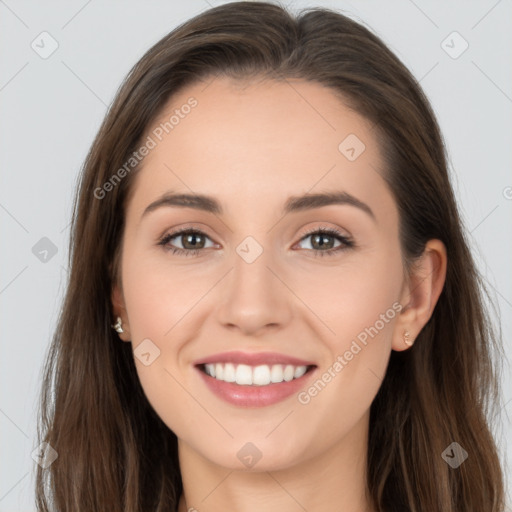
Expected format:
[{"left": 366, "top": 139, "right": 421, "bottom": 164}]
[{"left": 1, "top": 1, "right": 511, "bottom": 510}]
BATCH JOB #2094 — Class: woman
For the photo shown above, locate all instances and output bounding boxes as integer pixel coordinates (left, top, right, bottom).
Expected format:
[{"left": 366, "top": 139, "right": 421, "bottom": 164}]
[{"left": 35, "top": 2, "right": 506, "bottom": 511}]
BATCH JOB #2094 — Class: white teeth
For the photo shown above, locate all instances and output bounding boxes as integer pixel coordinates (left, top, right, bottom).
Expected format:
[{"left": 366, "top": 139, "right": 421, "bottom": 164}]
[
  {"left": 294, "top": 366, "right": 307, "bottom": 378},
  {"left": 270, "top": 364, "right": 284, "bottom": 383},
  {"left": 283, "top": 365, "right": 295, "bottom": 382},
  {"left": 223, "top": 363, "right": 236, "bottom": 382},
  {"left": 253, "top": 365, "right": 271, "bottom": 386},
  {"left": 202, "top": 363, "right": 310, "bottom": 386},
  {"left": 235, "top": 364, "right": 253, "bottom": 385},
  {"left": 205, "top": 363, "right": 215, "bottom": 377}
]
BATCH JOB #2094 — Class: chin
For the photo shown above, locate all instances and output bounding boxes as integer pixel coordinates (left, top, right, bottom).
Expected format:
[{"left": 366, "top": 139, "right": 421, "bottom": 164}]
[{"left": 194, "top": 438, "right": 307, "bottom": 473}]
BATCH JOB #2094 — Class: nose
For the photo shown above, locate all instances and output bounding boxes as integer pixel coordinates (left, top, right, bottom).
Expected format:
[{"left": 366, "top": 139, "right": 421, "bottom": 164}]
[{"left": 216, "top": 245, "right": 293, "bottom": 336}]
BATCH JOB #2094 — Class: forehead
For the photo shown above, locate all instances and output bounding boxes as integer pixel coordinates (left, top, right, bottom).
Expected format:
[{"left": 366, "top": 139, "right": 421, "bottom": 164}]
[{"left": 127, "top": 76, "right": 395, "bottom": 222}]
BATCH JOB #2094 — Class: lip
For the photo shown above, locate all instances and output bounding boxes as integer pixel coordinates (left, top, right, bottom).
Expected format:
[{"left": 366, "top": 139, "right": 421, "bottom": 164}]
[
  {"left": 194, "top": 356, "right": 317, "bottom": 408},
  {"left": 193, "top": 350, "right": 316, "bottom": 367}
]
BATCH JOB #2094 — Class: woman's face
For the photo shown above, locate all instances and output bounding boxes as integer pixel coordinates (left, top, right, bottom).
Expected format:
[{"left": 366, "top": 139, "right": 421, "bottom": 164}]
[{"left": 113, "top": 76, "right": 410, "bottom": 471}]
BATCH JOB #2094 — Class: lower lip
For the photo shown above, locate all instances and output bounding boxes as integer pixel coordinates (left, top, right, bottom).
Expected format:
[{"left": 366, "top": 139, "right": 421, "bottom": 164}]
[{"left": 196, "top": 366, "right": 316, "bottom": 408}]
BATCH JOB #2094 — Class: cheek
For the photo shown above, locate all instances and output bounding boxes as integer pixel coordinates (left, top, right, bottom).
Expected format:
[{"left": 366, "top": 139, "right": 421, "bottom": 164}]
[
  {"left": 292, "top": 259, "right": 402, "bottom": 453},
  {"left": 121, "top": 249, "right": 203, "bottom": 435},
  {"left": 295, "top": 249, "right": 403, "bottom": 348},
  {"left": 121, "top": 246, "right": 215, "bottom": 341}
]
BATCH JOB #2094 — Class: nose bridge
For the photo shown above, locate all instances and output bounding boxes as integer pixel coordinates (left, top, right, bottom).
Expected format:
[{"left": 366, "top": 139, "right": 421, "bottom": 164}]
[
  {"left": 233, "top": 239, "right": 274, "bottom": 299},
  {"left": 216, "top": 235, "right": 292, "bottom": 333}
]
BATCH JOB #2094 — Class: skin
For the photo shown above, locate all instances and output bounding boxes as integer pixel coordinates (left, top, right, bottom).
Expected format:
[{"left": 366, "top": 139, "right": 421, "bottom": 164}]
[{"left": 112, "top": 76, "right": 447, "bottom": 512}]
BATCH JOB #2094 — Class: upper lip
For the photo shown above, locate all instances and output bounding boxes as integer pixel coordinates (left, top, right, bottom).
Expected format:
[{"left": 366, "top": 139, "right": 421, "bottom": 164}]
[{"left": 194, "top": 351, "right": 316, "bottom": 367}]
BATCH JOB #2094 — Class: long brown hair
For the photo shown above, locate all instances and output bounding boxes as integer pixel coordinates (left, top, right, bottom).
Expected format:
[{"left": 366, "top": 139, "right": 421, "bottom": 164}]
[{"left": 35, "top": 2, "right": 506, "bottom": 510}]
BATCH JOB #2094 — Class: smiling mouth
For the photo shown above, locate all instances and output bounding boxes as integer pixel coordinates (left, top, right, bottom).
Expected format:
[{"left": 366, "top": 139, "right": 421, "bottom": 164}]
[{"left": 197, "top": 362, "right": 316, "bottom": 386}]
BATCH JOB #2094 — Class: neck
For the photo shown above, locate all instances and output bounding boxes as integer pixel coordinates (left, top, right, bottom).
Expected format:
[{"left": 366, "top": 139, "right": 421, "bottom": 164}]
[{"left": 177, "top": 412, "right": 375, "bottom": 512}]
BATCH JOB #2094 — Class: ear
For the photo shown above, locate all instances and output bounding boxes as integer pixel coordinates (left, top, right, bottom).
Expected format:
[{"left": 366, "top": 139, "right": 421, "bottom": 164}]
[
  {"left": 392, "top": 239, "right": 447, "bottom": 351},
  {"left": 111, "top": 283, "right": 131, "bottom": 342}
]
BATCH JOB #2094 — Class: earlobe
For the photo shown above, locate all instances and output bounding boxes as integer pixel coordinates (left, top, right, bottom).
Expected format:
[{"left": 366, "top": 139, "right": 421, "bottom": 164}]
[
  {"left": 392, "top": 239, "right": 447, "bottom": 351},
  {"left": 111, "top": 284, "right": 131, "bottom": 342}
]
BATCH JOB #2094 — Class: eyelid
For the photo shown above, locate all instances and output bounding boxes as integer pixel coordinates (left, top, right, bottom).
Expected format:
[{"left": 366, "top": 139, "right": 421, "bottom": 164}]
[
  {"left": 158, "top": 223, "right": 217, "bottom": 243},
  {"left": 298, "top": 224, "right": 352, "bottom": 242},
  {"left": 158, "top": 222, "right": 350, "bottom": 240}
]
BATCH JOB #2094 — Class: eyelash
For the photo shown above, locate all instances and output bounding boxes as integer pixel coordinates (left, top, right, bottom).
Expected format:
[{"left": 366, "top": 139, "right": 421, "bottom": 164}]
[{"left": 157, "top": 226, "right": 355, "bottom": 258}]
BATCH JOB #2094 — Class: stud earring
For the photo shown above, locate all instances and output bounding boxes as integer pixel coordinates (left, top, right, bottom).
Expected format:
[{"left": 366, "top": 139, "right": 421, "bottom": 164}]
[
  {"left": 112, "top": 316, "right": 124, "bottom": 334},
  {"left": 403, "top": 330, "right": 413, "bottom": 346}
]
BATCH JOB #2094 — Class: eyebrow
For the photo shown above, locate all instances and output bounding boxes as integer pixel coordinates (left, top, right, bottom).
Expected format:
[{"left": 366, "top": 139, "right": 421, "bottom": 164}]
[{"left": 141, "top": 190, "right": 375, "bottom": 220}]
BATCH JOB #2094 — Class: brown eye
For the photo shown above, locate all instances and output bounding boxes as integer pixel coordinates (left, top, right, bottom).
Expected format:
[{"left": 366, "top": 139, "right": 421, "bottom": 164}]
[
  {"left": 296, "top": 228, "right": 354, "bottom": 257},
  {"left": 158, "top": 229, "right": 215, "bottom": 256},
  {"left": 179, "top": 232, "right": 206, "bottom": 250},
  {"left": 308, "top": 233, "right": 337, "bottom": 250}
]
